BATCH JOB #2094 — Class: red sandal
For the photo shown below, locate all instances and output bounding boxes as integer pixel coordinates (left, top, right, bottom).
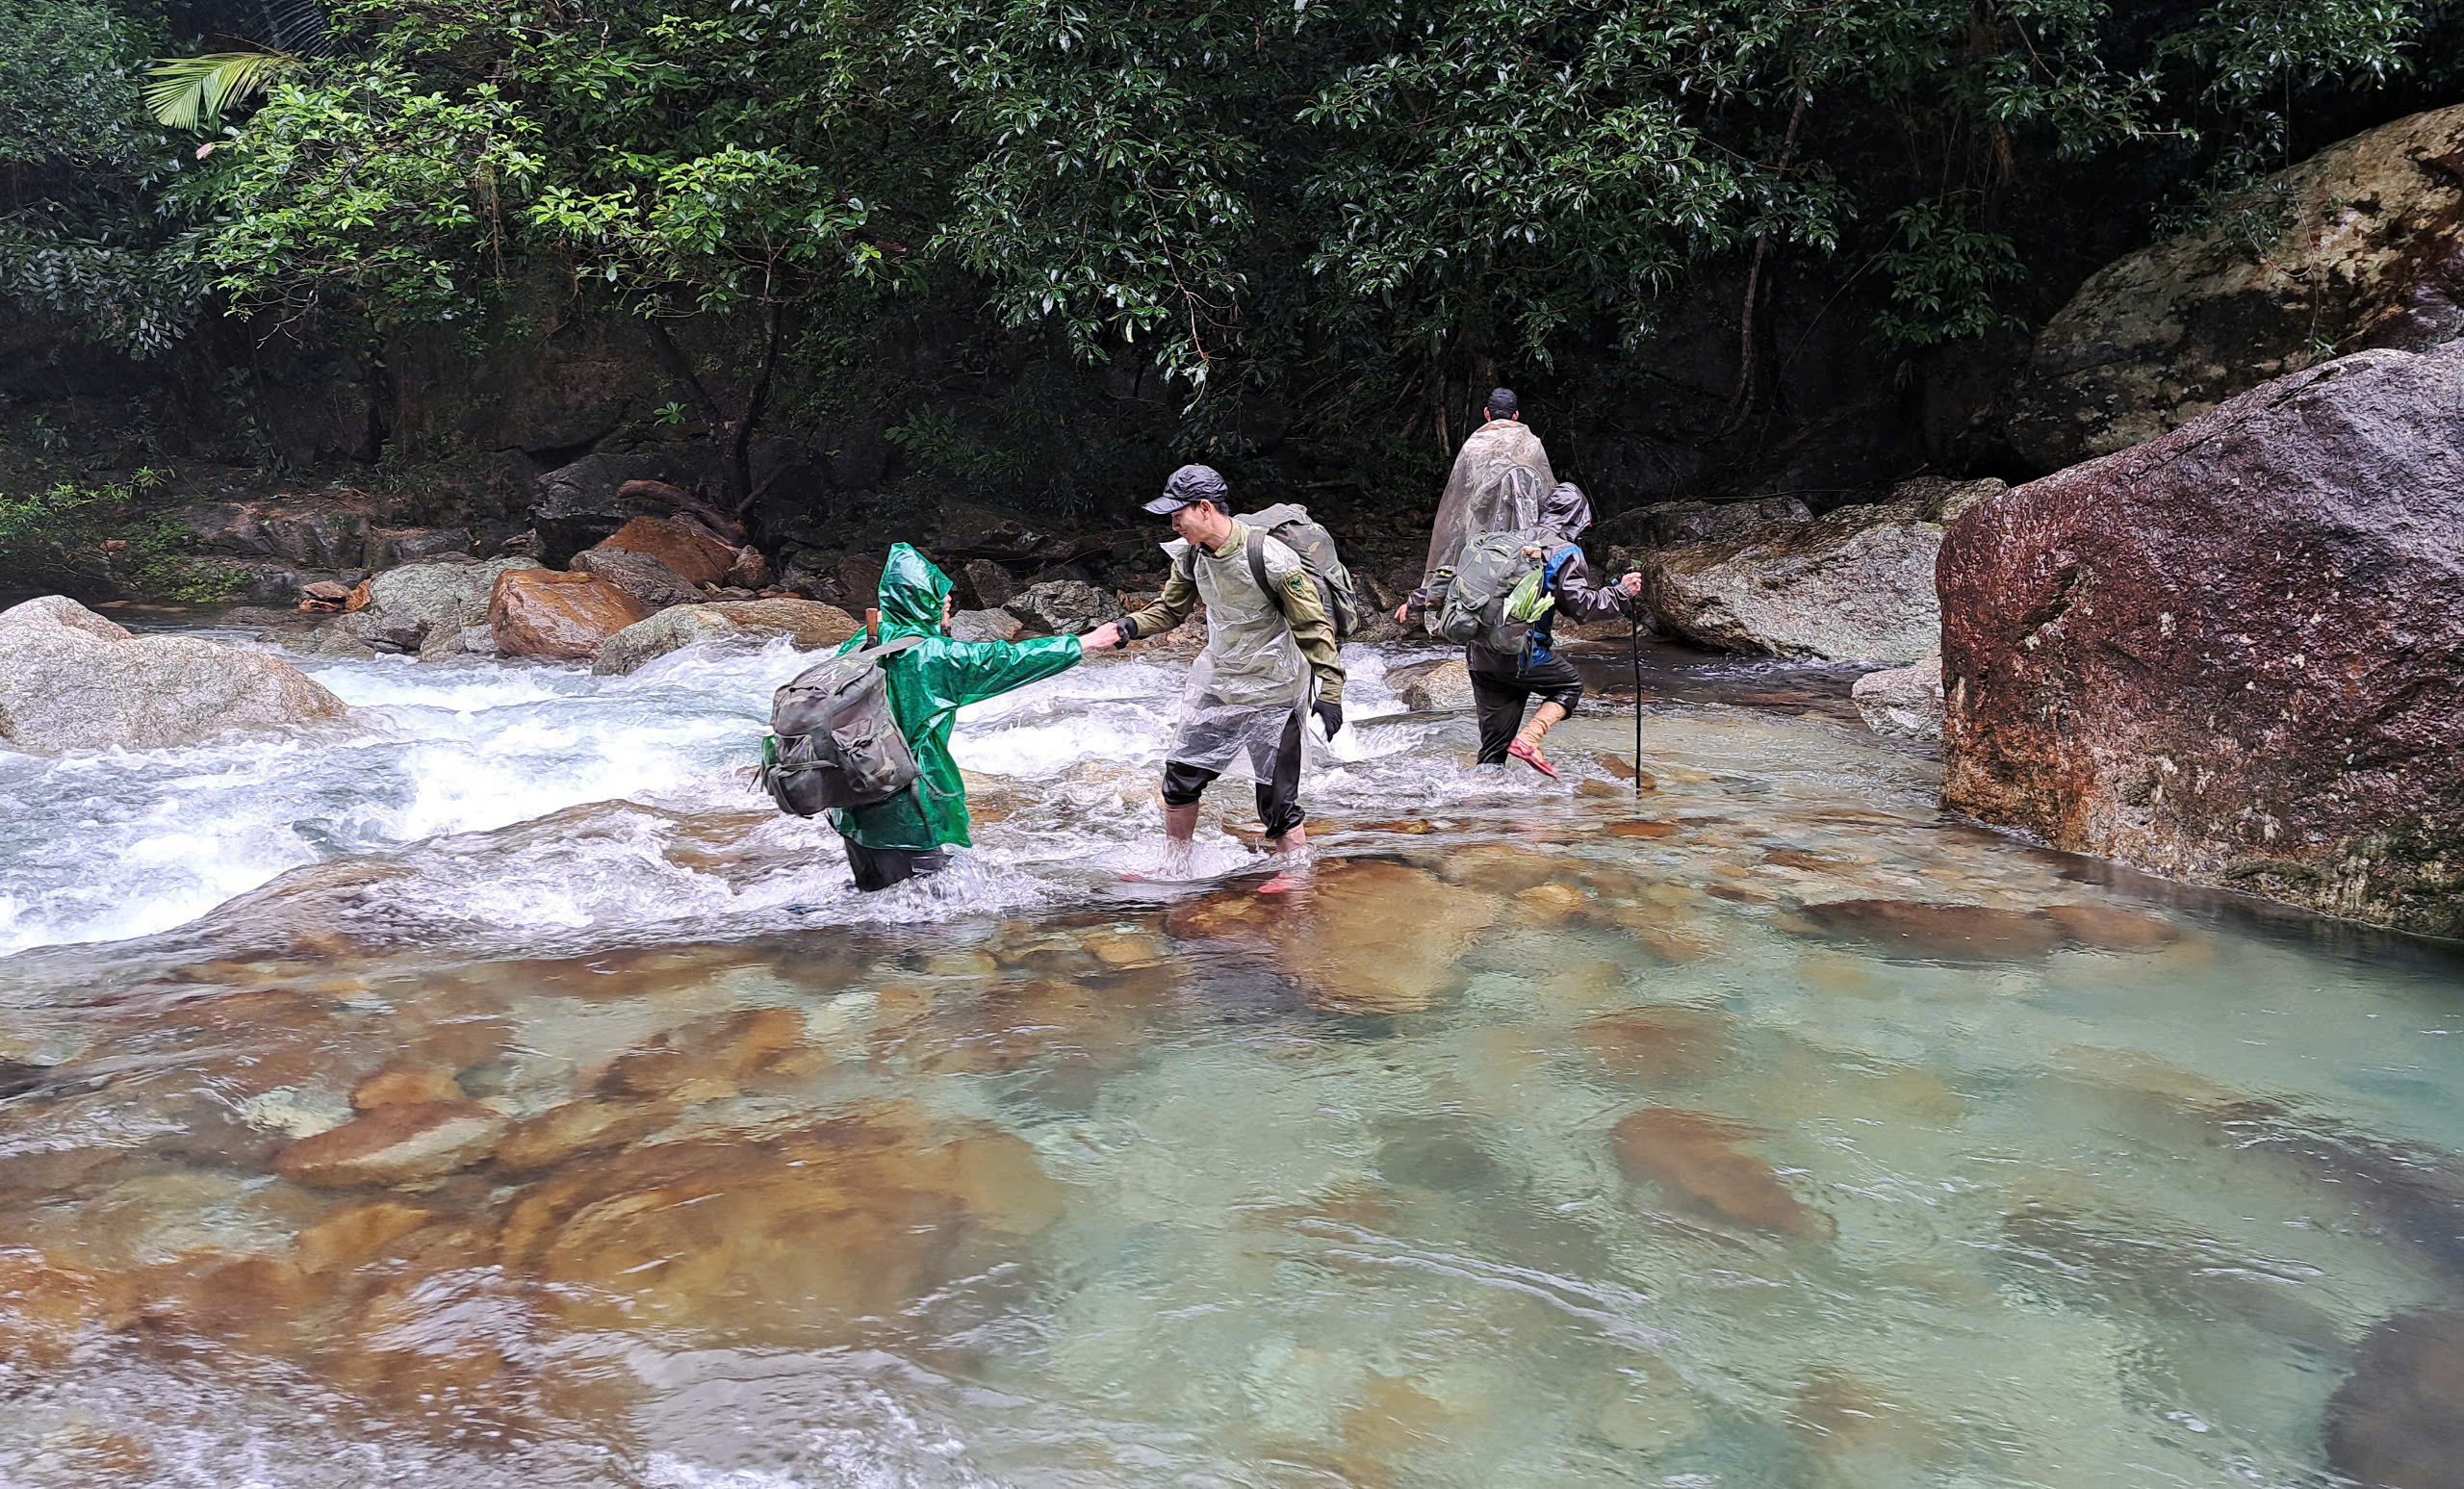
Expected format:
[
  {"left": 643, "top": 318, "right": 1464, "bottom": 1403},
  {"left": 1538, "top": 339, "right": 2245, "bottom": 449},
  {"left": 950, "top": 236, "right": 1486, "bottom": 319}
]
[{"left": 1507, "top": 737, "right": 1559, "bottom": 780}]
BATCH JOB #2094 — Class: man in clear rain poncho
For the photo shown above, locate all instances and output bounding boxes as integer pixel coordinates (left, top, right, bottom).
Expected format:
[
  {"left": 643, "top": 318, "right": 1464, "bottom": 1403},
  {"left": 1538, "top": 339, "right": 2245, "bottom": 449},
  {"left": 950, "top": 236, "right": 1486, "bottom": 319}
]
[
  {"left": 1399, "top": 389, "right": 1641, "bottom": 777},
  {"left": 1416, "top": 387, "right": 1554, "bottom": 595},
  {"left": 1082, "top": 465, "right": 1347, "bottom": 887}
]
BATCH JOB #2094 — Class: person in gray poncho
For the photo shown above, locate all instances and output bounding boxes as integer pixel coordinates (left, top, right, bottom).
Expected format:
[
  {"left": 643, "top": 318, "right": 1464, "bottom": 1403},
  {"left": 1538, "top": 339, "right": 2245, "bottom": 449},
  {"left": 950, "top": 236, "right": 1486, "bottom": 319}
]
[
  {"left": 1083, "top": 465, "right": 1347, "bottom": 884},
  {"left": 1417, "top": 388, "right": 1555, "bottom": 592}
]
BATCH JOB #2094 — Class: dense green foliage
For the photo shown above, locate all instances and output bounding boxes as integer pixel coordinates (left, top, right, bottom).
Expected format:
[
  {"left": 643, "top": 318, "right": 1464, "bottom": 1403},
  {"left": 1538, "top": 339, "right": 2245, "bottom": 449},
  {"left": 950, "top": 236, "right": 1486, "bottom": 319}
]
[
  {"left": 0, "top": 467, "right": 237, "bottom": 599},
  {"left": 5, "top": 0, "right": 2461, "bottom": 510}
]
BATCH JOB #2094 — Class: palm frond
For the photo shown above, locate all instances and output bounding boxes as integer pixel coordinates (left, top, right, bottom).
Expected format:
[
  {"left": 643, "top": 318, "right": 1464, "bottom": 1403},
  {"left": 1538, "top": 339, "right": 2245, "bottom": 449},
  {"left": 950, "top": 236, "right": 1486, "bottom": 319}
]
[{"left": 144, "top": 49, "right": 302, "bottom": 131}]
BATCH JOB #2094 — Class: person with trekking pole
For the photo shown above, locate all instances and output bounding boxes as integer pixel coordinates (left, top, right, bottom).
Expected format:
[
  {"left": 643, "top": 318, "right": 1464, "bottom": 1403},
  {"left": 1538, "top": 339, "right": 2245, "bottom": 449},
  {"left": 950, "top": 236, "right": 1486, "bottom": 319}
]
[{"left": 1397, "top": 473, "right": 1641, "bottom": 778}]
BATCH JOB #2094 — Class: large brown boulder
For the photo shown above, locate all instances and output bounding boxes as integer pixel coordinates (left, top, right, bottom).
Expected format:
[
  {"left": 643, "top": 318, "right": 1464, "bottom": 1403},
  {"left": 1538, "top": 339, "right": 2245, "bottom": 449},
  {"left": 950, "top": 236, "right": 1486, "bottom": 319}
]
[
  {"left": 2004, "top": 103, "right": 2464, "bottom": 473},
  {"left": 569, "top": 546, "right": 703, "bottom": 611},
  {"left": 488, "top": 569, "right": 652, "bottom": 661},
  {"left": 591, "top": 598, "right": 860, "bottom": 676},
  {"left": 328, "top": 556, "right": 542, "bottom": 657},
  {"left": 1939, "top": 342, "right": 2464, "bottom": 937},
  {"left": 0, "top": 596, "right": 349, "bottom": 752},
  {"left": 1639, "top": 478, "right": 2004, "bottom": 665},
  {"left": 594, "top": 516, "right": 736, "bottom": 586}
]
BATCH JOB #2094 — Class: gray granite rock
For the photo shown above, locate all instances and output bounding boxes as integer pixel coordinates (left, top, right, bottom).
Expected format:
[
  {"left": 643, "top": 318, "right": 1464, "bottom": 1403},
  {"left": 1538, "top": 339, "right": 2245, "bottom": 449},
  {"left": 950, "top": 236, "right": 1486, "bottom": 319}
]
[{"left": 0, "top": 596, "right": 349, "bottom": 753}]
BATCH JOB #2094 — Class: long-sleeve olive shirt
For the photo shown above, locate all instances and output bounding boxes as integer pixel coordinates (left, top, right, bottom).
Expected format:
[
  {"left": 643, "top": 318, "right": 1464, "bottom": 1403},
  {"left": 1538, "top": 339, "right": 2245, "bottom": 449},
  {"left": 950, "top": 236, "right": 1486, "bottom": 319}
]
[{"left": 1118, "top": 520, "right": 1347, "bottom": 706}]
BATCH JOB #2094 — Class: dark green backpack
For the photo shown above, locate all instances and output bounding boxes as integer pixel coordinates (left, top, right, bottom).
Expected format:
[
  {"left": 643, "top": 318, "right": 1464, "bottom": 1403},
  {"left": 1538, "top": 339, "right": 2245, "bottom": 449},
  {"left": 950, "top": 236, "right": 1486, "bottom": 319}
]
[
  {"left": 1236, "top": 502, "right": 1363, "bottom": 641},
  {"left": 1431, "top": 527, "right": 1571, "bottom": 655}
]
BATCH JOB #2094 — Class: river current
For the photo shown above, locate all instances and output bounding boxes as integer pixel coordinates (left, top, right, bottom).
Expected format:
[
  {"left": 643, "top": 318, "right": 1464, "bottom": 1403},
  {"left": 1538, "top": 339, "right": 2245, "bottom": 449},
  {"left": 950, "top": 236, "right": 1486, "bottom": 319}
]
[{"left": 1, "top": 625, "right": 2459, "bottom": 1488}]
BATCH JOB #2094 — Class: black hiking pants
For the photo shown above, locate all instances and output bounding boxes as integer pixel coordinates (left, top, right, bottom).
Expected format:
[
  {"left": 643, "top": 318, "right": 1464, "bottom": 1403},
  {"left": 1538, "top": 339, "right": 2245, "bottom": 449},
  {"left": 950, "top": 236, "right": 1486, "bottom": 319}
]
[
  {"left": 845, "top": 840, "right": 948, "bottom": 892},
  {"left": 1161, "top": 708, "right": 1307, "bottom": 839},
  {"left": 1470, "top": 654, "right": 1584, "bottom": 764}
]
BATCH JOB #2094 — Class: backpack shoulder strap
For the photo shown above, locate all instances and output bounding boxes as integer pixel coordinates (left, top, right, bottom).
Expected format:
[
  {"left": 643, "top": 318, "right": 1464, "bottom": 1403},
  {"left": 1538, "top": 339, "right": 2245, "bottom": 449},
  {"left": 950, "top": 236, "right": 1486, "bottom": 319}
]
[
  {"left": 1246, "top": 527, "right": 1287, "bottom": 619},
  {"left": 867, "top": 634, "right": 927, "bottom": 659},
  {"left": 1542, "top": 544, "right": 1579, "bottom": 583}
]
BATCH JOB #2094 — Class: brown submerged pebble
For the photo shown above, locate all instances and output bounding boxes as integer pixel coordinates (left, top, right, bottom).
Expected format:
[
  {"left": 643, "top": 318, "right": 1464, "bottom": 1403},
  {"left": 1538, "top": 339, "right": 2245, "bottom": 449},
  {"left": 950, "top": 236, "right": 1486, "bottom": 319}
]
[
  {"left": 1795, "top": 898, "right": 2064, "bottom": 961},
  {"left": 2040, "top": 903, "right": 2184, "bottom": 952},
  {"left": 1582, "top": 1009, "right": 1732, "bottom": 1082},
  {"left": 274, "top": 1101, "right": 511, "bottom": 1189},
  {"left": 2328, "top": 1310, "right": 2464, "bottom": 1489},
  {"left": 1612, "top": 1109, "right": 1835, "bottom": 1239},
  {"left": 591, "top": 1006, "right": 810, "bottom": 1102}
]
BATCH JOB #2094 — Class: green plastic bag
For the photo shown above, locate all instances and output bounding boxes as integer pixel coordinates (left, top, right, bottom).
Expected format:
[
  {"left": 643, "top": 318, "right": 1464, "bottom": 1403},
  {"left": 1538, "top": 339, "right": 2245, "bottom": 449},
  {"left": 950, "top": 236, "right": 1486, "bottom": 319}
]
[{"left": 1503, "top": 566, "right": 1555, "bottom": 625}]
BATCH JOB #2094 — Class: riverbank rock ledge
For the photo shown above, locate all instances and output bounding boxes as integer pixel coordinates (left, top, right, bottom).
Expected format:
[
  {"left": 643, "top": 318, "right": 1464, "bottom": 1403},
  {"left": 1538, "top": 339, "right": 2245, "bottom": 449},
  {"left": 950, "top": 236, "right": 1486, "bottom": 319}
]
[
  {"left": 0, "top": 596, "right": 348, "bottom": 753},
  {"left": 1939, "top": 341, "right": 2464, "bottom": 937},
  {"left": 1640, "top": 478, "right": 2006, "bottom": 666},
  {"left": 594, "top": 599, "right": 861, "bottom": 676},
  {"left": 2003, "top": 102, "right": 2464, "bottom": 473}
]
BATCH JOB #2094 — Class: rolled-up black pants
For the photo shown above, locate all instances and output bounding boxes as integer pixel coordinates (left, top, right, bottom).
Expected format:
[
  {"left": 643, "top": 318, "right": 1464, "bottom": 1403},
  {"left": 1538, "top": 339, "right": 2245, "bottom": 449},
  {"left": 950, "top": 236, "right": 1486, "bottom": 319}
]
[
  {"left": 1470, "top": 654, "right": 1584, "bottom": 764},
  {"left": 1160, "top": 707, "right": 1307, "bottom": 838}
]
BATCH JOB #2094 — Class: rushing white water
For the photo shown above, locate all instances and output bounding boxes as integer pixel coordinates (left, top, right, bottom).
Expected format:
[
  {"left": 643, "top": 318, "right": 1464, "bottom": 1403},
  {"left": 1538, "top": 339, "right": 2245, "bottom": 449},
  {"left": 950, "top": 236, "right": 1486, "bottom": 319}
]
[{"left": 0, "top": 631, "right": 1441, "bottom": 963}]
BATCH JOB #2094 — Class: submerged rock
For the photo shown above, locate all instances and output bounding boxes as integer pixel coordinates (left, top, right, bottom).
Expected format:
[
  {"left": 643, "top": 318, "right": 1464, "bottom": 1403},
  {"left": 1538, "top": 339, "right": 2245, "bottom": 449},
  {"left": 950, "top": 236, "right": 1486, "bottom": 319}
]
[
  {"left": 1581, "top": 1008, "right": 1732, "bottom": 1082},
  {"left": 1638, "top": 479, "right": 2004, "bottom": 666},
  {"left": 1168, "top": 860, "right": 1503, "bottom": 1014},
  {"left": 2328, "top": 1310, "right": 2464, "bottom": 1489},
  {"left": 2039, "top": 904, "right": 2183, "bottom": 952},
  {"left": 592, "top": 598, "right": 860, "bottom": 676},
  {"left": 1941, "top": 341, "right": 2464, "bottom": 937},
  {"left": 0, "top": 1246, "right": 138, "bottom": 1367},
  {"left": 1852, "top": 654, "right": 1943, "bottom": 740},
  {"left": 591, "top": 1007, "right": 810, "bottom": 1102},
  {"left": 273, "top": 1101, "right": 511, "bottom": 1188},
  {"left": 0, "top": 596, "right": 348, "bottom": 753},
  {"left": 1795, "top": 898, "right": 2063, "bottom": 961},
  {"left": 1612, "top": 1108, "right": 1834, "bottom": 1239},
  {"left": 488, "top": 569, "right": 651, "bottom": 661},
  {"left": 498, "top": 1108, "right": 1062, "bottom": 1344},
  {"left": 495, "top": 1099, "right": 675, "bottom": 1175},
  {"left": 2004, "top": 103, "right": 2464, "bottom": 472}
]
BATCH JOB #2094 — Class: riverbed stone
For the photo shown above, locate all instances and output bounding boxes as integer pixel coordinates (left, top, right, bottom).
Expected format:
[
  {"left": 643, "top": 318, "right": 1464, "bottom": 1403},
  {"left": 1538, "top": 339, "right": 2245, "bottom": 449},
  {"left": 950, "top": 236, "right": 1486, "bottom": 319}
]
[
  {"left": 1582, "top": 1008, "right": 1732, "bottom": 1082},
  {"left": 1612, "top": 1108, "right": 1834, "bottom": 1239},
  {"left": 499, "top": 1109, "right": 1062, "bottom": 1344},
  {"left": 293, "top": 1200, "right": 443, "bottom": 1274},
  {"left": 2040, "top": 904, "right": 2183, "bottom": 952},
  {"left": 494, "top": 1099, "right": 674, "bottom": 1174},
  {"left": 570, "top": 546, "right": 705, "bottom": 611},
  {"left": 593, "top": 516, "right": 738, "bottom": 587},
  {"left": 0, "top": 596, "right": 349, "bottom": 753},
  {"left": 349, "top": 1062, "right": 466, "bottom": 1112},
  {"left": 274, "top": 1101, "right": 511, "bottom": 1189},
  {"left": 1168, "top": 860, "right": 1503, "bottom": 1014},
  {"left": 1795, "top": 899, "right": 2063, "bottom": 962},
  {"left": 1638, "top": 479, "right": 2004, "bottom": 665},
  {"left": 2003, "top": 103, "right": 2464, "bottom": 472},
  {"left": 2327, "top": 1309, "right": 2464, "bottom": 1489},
  {"left": 592, "top": 598, "right": 860, "bottom": 676},
  {"left": 0, "top": 1247, "right": 137, "bottom": 1367},
  {"left": 1940, "top": 341, "right": 2464, "bottom": 937},
  {"left": 1853, "top": 654, "right": 1943, "bottom": 740},
  {"left": 487, "top": 568, "right": 651, "bottom": 661},
  {"left": 591, "top": 1007, "right": 809, "bottom": 1102}
]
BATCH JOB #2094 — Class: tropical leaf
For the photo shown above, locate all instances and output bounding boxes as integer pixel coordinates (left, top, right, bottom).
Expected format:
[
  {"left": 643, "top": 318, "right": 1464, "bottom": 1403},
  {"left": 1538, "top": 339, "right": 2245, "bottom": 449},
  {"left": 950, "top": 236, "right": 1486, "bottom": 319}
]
[{"left": 144, "top": 49, "right": 302, "bottom": 131}]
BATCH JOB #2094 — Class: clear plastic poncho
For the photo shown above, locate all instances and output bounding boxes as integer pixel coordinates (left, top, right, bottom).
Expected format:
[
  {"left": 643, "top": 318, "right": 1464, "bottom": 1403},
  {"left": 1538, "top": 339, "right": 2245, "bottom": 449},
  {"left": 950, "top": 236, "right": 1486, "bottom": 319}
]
[
  {"left": 1160, "top": 532, "right": 1312, "bottom": 778},
  {"left": 1422, "top": 421, "right": 1557, "bottom": 587}
]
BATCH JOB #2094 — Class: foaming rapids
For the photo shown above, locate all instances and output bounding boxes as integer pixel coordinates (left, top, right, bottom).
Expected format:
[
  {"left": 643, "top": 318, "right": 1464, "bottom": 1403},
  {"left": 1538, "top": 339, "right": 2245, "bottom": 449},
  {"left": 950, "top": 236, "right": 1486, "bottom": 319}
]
[{"left": 0, "top": 633, "right": 1440, "bottom": 984}]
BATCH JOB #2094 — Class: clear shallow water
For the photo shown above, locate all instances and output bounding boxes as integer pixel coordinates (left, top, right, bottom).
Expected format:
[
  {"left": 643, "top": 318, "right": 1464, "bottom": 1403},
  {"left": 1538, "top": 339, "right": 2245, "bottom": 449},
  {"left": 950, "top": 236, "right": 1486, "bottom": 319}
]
[{"left": 1, "top": 626, "right": 2460, "bottom": 1489}]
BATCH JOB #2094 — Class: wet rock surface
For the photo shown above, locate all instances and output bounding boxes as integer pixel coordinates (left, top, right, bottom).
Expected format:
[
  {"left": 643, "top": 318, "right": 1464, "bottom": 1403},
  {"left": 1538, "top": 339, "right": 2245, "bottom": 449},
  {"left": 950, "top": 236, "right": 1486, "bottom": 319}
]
[
  {"left": 1640, "top": 478, "right": 2004, "bottom": 665},
  {"left": 593, "top": 516, "right": 739, "bottom": 587},
  {"left": 1386, "top": 655, "right": 1475, "bottom": 712},
  {"left": 0, "top": 596, "right": 349, "bottom": 752},
  {"left": 1612, "top": 1108, "right": 1834, "bottom": 1238},
  {"left": 2004, "top": 103, "right": 2464, "bottom": 473},
  {"left": 592, "top": 597, "right": 860, "bottom": 675},
  {"left": 1853, "top": 654, "right": 1942, "bottom": 740},
  {"left": 1006, "top": 578, "right": 1121, "bottom": 635},
  {"left": 1596, "top": 495, "right": 1814, "bottom": 551},
  {"left": 1795, "top": 898, "right": 2064, "bottom": 961},
  {"left": 327, "top": 556, "right": 542, "bottom": 656},
  {"left": 487, "top": 569, "right": 651, "bottom": 661},
  {"left": 1940, "top": 341, "right": 2464, "bottom": 936},
  {"left": 273, "top": 1101, "right": 511, "bottom": 1188},
  {"left": 568, "top": 546, "right": 705, "bottom": 611}
]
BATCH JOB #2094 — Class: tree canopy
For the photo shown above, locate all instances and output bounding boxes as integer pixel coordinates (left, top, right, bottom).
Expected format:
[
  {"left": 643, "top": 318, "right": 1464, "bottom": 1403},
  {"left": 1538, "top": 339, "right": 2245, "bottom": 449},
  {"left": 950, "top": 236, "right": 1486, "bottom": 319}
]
[{"left": 6, "top": 0, "right": 2459, "bottom": 497}]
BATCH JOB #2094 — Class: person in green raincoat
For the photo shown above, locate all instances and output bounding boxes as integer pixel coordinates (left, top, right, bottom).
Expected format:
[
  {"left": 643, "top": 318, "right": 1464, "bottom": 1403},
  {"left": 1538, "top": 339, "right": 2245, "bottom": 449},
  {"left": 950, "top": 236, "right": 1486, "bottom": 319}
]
[{"left": 830, "top": 543, "right": 1111, "bottom": 891}]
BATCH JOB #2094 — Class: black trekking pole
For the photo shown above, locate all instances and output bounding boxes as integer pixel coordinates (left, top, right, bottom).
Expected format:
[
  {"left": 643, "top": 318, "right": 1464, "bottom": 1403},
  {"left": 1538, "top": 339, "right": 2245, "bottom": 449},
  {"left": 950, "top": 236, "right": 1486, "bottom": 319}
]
[{"left": 1628, "top": 578, "right": 1644, "bottom": 796}]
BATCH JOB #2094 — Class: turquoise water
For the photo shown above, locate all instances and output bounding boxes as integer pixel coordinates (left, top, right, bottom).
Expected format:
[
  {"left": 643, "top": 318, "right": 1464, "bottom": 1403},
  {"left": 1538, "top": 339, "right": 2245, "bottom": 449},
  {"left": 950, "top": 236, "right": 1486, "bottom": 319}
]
[{"left": 0, "top": 631, "right": 2457, "bottom": 1487}]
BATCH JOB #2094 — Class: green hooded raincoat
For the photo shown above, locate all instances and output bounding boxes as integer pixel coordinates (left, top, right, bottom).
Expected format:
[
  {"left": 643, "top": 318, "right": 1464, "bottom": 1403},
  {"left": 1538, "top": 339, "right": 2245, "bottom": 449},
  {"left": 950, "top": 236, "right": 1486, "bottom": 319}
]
[{"left": 827, "top": 544, "right": 1083, "bottom": 853}]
